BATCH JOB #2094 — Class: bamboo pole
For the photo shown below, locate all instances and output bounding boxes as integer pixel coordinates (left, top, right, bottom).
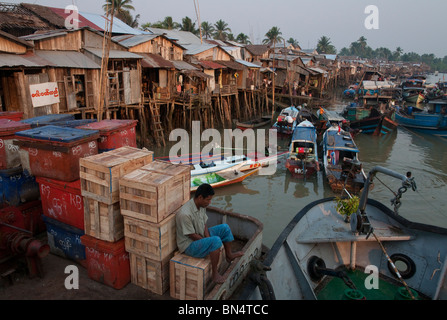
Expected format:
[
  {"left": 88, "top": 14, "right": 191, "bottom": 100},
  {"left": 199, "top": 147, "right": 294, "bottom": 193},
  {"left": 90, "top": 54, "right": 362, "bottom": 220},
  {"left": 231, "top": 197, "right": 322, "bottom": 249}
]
[{"left": 97, "top": 2, "right": 114, "bottom": 121}]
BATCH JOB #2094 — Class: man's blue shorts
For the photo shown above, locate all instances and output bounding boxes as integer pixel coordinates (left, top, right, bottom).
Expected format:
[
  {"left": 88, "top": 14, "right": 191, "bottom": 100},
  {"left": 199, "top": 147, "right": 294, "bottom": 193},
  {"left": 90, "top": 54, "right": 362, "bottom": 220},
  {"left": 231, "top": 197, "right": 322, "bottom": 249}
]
[{"left": 184, "top": 224, "right": 234, "bottom": 258}]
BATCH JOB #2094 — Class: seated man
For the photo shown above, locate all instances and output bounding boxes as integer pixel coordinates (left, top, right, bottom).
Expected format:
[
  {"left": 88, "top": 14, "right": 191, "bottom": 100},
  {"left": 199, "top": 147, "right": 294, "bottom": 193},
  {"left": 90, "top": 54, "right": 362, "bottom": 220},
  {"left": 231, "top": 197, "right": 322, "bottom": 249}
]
[{"left": 176, "top": 183, "right": 243, "bottom": 284}]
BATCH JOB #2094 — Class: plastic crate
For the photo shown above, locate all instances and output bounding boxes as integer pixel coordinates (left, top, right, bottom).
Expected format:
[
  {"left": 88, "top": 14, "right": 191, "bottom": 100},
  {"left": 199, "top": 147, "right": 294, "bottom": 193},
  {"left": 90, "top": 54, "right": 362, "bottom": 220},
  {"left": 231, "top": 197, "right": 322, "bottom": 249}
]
[
  {"left": 15, "top": 125, "right": 99, "bottom": 182},
  {"left": 42, "top": 215, "right": 86, "bottom": 266},
  {"left": 77, "top": 120, "right": 137, "bottom": 152},
  {"left": 21, "top": 114, "right": 75, "bottom": 128},
  {"left": 0, "top": 119, "right": 31, "bottom": 169},
  {"left": 37, "top": 177, "right": 84, "bottom": 230},
  {"left": 0, "top": 166, "right": 40, "bottom": 207},
  {"left": 80, "top": 235, "right": 130, "bottom": 289}
]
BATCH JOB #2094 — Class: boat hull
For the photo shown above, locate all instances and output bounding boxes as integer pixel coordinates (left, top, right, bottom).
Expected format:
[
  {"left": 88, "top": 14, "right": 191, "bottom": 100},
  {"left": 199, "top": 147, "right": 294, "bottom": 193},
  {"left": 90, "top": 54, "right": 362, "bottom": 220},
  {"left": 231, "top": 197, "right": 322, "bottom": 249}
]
[
  {"left": 285, "top": 159, "right": 318, "bottom": 178},
  {"left": 190, "top": 168, "right": 259, "bottom": 192},
  {"left": 373, "top": 116, "right": 398, "bottom": 136},
  {"left": 395, "top": 110, "right": 447, "bottom": 137},
  {"left": 239, "top": 197, "right": 447, "bottom": 300}
]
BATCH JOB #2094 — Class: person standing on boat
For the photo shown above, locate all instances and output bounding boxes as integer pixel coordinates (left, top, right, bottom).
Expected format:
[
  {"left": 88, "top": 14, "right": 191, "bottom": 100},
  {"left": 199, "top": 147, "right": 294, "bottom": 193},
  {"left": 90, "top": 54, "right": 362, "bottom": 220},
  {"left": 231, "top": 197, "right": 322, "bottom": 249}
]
[{"left": 176, "top": 183, "right": 244, "bottom": 284}]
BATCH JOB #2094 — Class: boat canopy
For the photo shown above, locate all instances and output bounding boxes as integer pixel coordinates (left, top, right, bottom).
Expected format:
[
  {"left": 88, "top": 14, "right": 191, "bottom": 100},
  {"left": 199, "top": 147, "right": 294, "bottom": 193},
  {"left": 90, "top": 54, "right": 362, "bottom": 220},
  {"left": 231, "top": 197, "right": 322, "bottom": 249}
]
[
  {"left": 291, "top": 122, "right": 317, "bottom": 143},
  {"left": 325, "top": 128, "right": 359, "bottom": 152}
]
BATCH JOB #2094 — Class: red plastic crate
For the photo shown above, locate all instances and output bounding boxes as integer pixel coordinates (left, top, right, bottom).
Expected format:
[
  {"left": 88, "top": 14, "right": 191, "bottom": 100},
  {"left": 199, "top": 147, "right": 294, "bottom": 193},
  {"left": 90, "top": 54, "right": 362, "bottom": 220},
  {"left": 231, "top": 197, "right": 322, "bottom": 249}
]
[
  {"left": 80, "top": 235, "right": 130, "bottom": 289},
  {"left": 0, "top": 119, "right": 31, "bottom": 169},
  {"left": 77, "top": 120, "right": 137, "bottom": 152},
  {"left": 37, "top": 177, "right": 84, "bottom": 230},
  {"left": 15, "top": 126, "right": 99, "bottom": 182},
  {"left": 0, "top": 111, "right": 24, "bottom": 121}
]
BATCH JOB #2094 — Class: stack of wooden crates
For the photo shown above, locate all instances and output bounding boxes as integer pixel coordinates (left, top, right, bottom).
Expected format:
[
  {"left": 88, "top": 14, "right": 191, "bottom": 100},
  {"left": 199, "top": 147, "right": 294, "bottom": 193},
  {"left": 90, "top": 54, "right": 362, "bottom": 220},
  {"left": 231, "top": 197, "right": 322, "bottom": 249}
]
[
  {"left": 79, "top": 146, "right": 154, "bottom": 289},
  {"left": 119, "top": 160, "right": 190, "bottom": 295}
]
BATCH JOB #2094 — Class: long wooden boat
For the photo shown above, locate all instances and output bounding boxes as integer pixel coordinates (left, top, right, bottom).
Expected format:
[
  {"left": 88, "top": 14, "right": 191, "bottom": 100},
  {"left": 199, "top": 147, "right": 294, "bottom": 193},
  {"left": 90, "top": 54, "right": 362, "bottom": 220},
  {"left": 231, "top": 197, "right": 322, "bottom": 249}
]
[
  {"left": 285, "top": 120, "right": 320, "bottom": 178},
  {"left": 188, "top": 206, "right": 263, "bottom": 300},
  {"left": 190, "top": 167, "right": 260, "bottom": 192},
  {"left": 235, "top": 115, "right": 271, "bottom": 131},
  {"left": 322, "top": 125, "right": 367, "bottom": 195},
  {"left": 395, "top": 100, "right": 447, "bottom": 138},
  {"left": 343, "top": 103, "right": 384, "bottom": 134},
  {"left": 373, "top": 114, "right": 398, "bottom": 136},
  {"left": 239, "top": 166, "right": 447, "bottom": 300}
]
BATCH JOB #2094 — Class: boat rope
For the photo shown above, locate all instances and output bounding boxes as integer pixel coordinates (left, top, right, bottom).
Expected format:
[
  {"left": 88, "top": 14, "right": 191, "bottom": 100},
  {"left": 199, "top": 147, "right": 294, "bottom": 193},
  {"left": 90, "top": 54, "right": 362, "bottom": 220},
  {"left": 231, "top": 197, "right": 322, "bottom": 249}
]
[{"left": 371, "top": 232, "right": 416, "bottom": 300}]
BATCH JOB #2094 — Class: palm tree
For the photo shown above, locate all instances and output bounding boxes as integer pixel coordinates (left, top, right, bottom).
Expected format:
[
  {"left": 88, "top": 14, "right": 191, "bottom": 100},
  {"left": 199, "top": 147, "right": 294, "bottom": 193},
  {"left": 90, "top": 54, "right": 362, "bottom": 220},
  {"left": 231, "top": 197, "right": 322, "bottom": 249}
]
[
  {"left": 160, "top": 16, "right": 180, "bottom": 30},
  {"left": 236, "top": 33, "right": 251, "bottom": 45},
  {"left": 316, "top": 36, "right": 336, "bottom": 54},
  {"left": 180, "top": 16, "right": 197, "bottom": 35},
  {"left": 201, "top": 21, "right": 215, "bottom": 39},
  {"left": 262, "top": 26, "right": 283, "bottom": 45},
  {"left": 286, "top": 38, "right": 299, "bottom": 48},
  {"left": 103, "top": 0, "right": 135, "bottom": 17},
  {"left": 213, "top": 19, "right": 231, "bottom": 41}
]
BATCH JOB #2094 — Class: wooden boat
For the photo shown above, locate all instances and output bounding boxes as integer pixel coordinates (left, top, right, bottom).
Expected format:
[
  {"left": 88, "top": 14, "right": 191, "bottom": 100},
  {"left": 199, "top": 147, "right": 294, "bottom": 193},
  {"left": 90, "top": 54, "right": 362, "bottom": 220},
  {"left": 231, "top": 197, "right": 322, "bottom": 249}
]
[
  {"left": 285, "top": 120, "right": 319, "bottom": 178},
  {"left": 271, "top": 106, "right": 300, "bottom": 135},
  {"left": 342, "top": 103, "right": 384, "bottom": 134},
  {"left": 190, "top": 167, "right": 260, "bottom": 192},
  {"left": 180, "top": 206, "right": 263, "bottom": 300},
  {"left": 322, "top": 125, "right": 367, "bottom": 195},
  {"left": 235, "top": 115, "right": 271, "bottom": 131},
  {"left": 240, "top": 166, "right": 447, "bottom": 300},
  {"left": 403, "top": 90, "right": 425, "bottom": 104},
  {"left": 373, "top": 112, "right": 398, "bottom": 136},
  {"left": 395, "top": 100, "right": 447, "bottom": 138},
  {"left": 190, "top": 154, "right": 255, "bottom": 176}
]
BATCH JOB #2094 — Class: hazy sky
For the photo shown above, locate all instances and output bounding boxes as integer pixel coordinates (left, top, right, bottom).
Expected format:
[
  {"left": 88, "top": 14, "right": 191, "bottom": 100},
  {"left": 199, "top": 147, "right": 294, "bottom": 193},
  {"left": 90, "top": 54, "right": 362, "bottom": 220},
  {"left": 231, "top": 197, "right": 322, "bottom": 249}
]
[{"left": 7, "top": 0, "right": 447, "bottom": 57}]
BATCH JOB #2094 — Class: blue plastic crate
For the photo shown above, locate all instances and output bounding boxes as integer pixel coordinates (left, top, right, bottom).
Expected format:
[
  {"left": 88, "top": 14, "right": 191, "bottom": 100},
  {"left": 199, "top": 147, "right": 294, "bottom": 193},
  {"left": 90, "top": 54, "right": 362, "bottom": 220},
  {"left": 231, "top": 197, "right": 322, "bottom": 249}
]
[
  {"left": 15, "top": 125, "right": 99, "bottom": 144},
  {"left": 42, "top": 215, "right": 86, "bottom": 262},
  {"left": 0, "top": 166, "right": 40, "bottom": 207},
  {"left": 21, "top": 114, "right": 75, "bottom": 128},
  {"left": 51, "top": 119, "right": 97, "bottom": 128}
]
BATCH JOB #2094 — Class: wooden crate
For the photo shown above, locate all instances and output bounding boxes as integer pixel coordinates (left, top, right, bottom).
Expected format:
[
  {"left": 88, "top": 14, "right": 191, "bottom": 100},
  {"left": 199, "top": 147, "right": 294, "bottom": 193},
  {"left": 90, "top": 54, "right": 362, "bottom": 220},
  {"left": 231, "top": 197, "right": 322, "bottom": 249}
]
[
  {"left": 80, "top": 147, "right": 154, "bottom": 205},
  {"left": 129, "top": 252, "right": 172, "bottom": 295},
  {"left": 119, "top": 161, "right": 190, "bottom": 223},
  {"left": 169, "top": 250, "right": 225, "bottom": 300},
  {"left": 123, "top": 213, "right": 176, "bottom": 261},
  {"left": 83, "top": 197, "right": 123, "bottom": 242}
]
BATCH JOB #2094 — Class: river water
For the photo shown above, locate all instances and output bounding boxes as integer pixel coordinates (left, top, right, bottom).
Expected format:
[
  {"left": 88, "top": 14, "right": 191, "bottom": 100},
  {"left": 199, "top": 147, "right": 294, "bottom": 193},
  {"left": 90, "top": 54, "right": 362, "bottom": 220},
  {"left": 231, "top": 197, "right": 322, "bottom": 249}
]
[{"left": 152, "top": 75, "right": 447, "bottom": 248}]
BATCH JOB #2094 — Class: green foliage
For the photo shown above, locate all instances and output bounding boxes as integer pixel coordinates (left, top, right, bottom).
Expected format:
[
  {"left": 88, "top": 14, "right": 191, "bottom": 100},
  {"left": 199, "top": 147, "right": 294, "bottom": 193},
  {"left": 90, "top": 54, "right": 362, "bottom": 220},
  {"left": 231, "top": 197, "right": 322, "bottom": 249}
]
[{"left": 335, "top": 196, "right": 359, "bottom": 217}]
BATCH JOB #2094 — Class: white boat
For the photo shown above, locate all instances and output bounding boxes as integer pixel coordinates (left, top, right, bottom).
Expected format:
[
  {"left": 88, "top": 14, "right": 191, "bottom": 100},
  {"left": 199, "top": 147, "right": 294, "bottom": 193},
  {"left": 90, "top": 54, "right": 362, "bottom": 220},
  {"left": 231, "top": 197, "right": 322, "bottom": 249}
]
[{"left": 240, "top": 166, "right": 447, "bottom": 300}]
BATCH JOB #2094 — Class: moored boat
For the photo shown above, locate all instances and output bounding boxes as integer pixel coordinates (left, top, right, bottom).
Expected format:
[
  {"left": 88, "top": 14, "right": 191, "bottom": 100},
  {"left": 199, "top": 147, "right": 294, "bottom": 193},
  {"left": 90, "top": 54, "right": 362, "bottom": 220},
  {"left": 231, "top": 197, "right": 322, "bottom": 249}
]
[
  {"left": 235, "top": 116, "right": 271, "bottom": 131},
  {"left": 271, "top": 106, "right": 300, "bottom": 135},
  {"left": 190, "top": 167, "right": 260, "bottom": 192},
  {"left": 240, "top": 166, "right": 447, "bottom": 300},
  {"left": 395, "top": 100, "right": 447, "bottom": 138},
  {"left": 322, "top": 125, "right": 367, "bottom": 195},
  {"left": 285, "top": 120, "right": 319, "bottom": 178}
]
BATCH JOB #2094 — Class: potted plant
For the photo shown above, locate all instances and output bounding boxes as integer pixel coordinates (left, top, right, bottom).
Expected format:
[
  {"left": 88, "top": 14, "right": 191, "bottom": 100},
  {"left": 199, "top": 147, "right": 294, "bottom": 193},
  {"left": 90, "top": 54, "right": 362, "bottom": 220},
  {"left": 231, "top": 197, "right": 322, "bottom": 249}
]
[{"left": 335, "top": 196, "right": 359, "bottom": 222}]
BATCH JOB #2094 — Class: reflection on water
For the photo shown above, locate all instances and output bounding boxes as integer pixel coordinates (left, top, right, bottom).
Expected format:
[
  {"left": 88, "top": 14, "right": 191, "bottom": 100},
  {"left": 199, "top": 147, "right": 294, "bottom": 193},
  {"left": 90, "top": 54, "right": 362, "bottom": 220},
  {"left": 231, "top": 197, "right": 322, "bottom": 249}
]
[{"left": 151, "top": 95, "right": 447, "bottom": 248}]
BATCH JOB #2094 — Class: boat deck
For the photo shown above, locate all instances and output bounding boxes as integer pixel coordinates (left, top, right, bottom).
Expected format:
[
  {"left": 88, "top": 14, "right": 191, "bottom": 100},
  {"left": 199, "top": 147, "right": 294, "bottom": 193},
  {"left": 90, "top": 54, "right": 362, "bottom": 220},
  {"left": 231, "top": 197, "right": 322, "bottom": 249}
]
[{"left": 316, "top": 268, "right": 420, "bottom": 300}]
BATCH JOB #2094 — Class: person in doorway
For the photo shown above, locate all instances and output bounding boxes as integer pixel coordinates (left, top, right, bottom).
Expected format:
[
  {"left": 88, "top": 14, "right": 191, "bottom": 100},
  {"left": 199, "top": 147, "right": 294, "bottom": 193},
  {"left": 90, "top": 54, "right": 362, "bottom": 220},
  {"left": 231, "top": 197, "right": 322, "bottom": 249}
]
[{"left": 176, "top": 183, "right": 244, "bottom": 284}]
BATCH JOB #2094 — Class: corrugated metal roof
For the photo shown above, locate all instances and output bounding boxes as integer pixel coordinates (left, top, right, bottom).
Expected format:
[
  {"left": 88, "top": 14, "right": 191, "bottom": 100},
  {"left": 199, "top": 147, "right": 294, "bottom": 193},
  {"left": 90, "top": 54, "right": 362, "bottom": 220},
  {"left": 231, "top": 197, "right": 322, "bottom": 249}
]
[
  {"left": 79, "top": 12, "right": 145, "bottom": 35},
  {"left": 235, "top": 59, "right": 260, "bottom": 68},
  {"left": 35, "top": 50, "right": 100, "bottom": 69},
  {"left": 171, "top": 60, "right": 199, "bottom": 71},
  {"left": 198, "top": 60, "right": 227, "bottom": 69},
  {"left": 139, "top": 53, "right": 174, "bottom": 69},
  {"left": 183, "top": 43, "right": 216, "bottom": 56},
  {"left": 147, "top": 28, "right": 201, "bottom": 45},
  {"left": 84, "top": 48, "right": 142, "bottom": 59},
  {"left": 214, "top": 60, "right": 244, "bottom": 71},
  {"left": 20, "top": 30, "right": 68, "bottom": 41},
  {"left": 112, "top": 34, "right": 159, "bottom": 48},
  {"left": 0, "top": 52, "right": 45, "bottom": 68}
]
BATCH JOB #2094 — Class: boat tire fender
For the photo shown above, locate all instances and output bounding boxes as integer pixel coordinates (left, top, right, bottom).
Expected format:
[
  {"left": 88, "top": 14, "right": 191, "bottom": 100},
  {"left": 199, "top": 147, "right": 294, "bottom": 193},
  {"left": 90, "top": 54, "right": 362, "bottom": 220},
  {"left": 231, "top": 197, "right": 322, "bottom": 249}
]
[
  {"left": 307, "top": 256, "right": 326, "bottom": 281},
  {"left": 387, "top": 253, "right": 416, "bottom": 279}
]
